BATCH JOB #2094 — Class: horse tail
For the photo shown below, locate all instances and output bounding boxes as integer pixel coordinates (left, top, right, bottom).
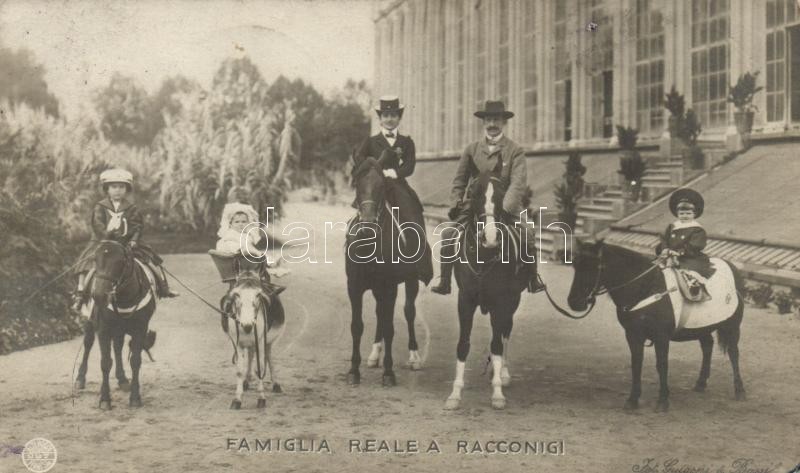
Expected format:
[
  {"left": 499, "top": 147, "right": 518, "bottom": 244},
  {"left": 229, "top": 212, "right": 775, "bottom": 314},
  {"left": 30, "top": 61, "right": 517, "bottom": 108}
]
[{"left": 716, "top": 259, "right": 745, "bottom": 355}]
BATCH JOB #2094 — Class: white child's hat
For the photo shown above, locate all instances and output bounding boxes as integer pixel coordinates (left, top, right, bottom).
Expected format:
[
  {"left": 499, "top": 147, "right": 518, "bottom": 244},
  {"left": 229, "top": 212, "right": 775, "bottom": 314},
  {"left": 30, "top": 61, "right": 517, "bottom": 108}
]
[{"left": 218, "top": 202, "right": 260, "bottom": 238}]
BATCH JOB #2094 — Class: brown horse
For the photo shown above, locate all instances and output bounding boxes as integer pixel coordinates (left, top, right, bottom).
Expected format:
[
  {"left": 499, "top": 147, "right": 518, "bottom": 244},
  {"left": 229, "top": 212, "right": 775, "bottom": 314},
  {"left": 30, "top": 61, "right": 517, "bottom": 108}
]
[
  {"left": 444, "top": 173, "right": 528, "bottom": 410},
  {"left": 91, "top": 240, "right": 157, "bottom": 409},
  {"left": 567, "top": 240, "right": 746, "bottom": 412},
  {"left": 346, "top": 153, "right": 429, "bottom": 387}
]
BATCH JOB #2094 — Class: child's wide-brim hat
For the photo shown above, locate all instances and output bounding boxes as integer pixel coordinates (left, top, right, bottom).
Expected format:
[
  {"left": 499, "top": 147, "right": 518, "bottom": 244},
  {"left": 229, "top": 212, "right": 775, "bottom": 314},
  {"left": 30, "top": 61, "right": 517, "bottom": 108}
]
[{"left": 669, "top": 188, "right": 704, "bottom": 218}]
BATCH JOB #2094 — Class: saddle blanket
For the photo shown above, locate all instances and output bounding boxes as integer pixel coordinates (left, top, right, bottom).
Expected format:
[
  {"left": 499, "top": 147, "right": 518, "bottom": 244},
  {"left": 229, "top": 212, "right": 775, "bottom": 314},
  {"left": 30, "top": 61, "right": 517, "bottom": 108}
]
[
  {"left": 81, "top": 260, "right": 157, "bottom": 318},
  {"left": 663, "top": 258, "right": 739, "bottom": 331}
]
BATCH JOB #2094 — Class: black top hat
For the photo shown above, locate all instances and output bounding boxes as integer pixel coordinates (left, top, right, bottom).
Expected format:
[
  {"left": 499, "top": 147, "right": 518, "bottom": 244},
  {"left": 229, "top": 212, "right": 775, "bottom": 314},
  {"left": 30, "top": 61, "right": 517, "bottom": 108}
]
[
  {"left": 374, "top": 95, "right": 405, "bottom": 114},
  {"left": 474, "top": 100, "right": 514, "bottom": 119},
  {"left": 669, "top": 188, "right": 704, "bottom": 218}
]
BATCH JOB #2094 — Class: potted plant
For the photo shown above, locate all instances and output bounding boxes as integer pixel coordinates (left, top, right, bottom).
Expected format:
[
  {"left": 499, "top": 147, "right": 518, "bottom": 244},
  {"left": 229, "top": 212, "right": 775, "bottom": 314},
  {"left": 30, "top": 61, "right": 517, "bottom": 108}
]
[
  {"left": 773, "top": 290, "right": 795, "bottom": 314},
  {"left": 664, "top": 85, "right": 685, "bottom": 138},
  {"left": 553, "top": 152, "right": 586, "bottom": 230},
  {"left": 616, "top": 125, "right": 646, "bottom": 201},
  {"left": 680, "top": 109, "right": 705, "bottom": 170},
  {"left": 728, "top": 71, "right": 764, "bottom": 135}
]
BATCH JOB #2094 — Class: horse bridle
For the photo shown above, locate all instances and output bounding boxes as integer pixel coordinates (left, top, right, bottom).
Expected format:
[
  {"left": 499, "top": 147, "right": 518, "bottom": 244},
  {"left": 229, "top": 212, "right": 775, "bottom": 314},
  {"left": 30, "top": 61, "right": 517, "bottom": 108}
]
[
  {"left": 93, "top": 240, "right": 139, "bottom": 318},
  {"left": 544, "top": 245, "right": 660, "bottom": 320}
]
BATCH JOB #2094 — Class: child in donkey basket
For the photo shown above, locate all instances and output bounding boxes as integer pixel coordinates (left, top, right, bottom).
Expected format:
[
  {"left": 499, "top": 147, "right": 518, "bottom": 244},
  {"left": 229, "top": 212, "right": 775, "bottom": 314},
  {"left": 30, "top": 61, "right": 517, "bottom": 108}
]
[
  {"left": 72, "top": 168, "right": 178, "bottom": 311},
  {"left": 216, "top": 202, "right": 288, "bottom": 332}
]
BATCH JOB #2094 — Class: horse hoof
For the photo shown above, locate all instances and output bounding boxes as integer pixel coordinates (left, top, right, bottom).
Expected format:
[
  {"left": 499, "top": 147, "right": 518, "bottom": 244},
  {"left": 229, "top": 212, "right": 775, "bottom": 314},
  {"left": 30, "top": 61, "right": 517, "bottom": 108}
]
[
  {"left": 735, "top": 390, "right": 747, "bottom": 401},
  {"left": 444, "top": 398, "right": 460, "bottom": 410},
  {"left": 491, "top": 397, "right": 507, "bottom": 410},
  {"left": 272, "top": 383, "right": 283, "bottom": 393},
  {"left": 257, "top": 399, "right": 267, "bottom": 409},
  {"left": 129, "top": 398, "right": 143, "bottom": 408},
  {"left": 654, "top": 400, "right": 670, "bottom": 413},
  {"left": 74, "top": 379, "right": 86, "bottom": 391},
  {"left": 243, "top": 380, "right": 250, "bottom": 391},
  {"left": 118, "top": 380, "right": 131, "bottom": 392},
  {"left": 366, "top": 358, "right": 380, "bottom": 368},
  {"left": 347, "top": 372, "right": 360, "bottom": 385},
  {"left": 693, "top": 382, "right": 706, "bottom": 393},
  {"left": 409, "top": 361, "right": 422, "bottom": 371},
  {"left": 382, "top": 372, "right": 397, "bottom": 387},
  {"left": 230, "top": 400, "right": 242, "bottom": 410},
  {"left": 623, "top": 399, "right": 639, "bottom": 411},
  {"left": 99, "top": 400, "right": 112, "bottom": 411}
]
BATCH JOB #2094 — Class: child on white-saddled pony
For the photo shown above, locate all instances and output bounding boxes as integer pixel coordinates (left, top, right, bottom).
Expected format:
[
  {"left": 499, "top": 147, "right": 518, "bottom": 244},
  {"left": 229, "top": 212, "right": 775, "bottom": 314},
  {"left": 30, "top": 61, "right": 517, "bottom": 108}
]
[
  {"left": 216, "top": 202, "right": 287, "bottom": 331},
  {"left": 72, "top": 168, "right": 178, "bottom": 312}
]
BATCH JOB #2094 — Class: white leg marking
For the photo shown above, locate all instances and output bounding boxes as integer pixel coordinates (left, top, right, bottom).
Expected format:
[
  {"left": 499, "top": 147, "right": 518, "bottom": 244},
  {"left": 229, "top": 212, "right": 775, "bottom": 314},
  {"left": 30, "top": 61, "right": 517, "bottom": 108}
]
[
  {"left": 445, "top": 360, "right": 466, "bottom": 410},
  {"left": 491, "top": 354, "right": 506, "bottom": 409},
  {"left": 367, "top": 341, "right": 383, "bottom": 368}
]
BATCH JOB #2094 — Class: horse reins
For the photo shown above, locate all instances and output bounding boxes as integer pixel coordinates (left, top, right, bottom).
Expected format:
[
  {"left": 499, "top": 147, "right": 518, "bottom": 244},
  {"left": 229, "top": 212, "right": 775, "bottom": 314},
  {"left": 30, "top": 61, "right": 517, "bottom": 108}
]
[{"left": 542, "top": 247, "right": 660, "bottom": 320}]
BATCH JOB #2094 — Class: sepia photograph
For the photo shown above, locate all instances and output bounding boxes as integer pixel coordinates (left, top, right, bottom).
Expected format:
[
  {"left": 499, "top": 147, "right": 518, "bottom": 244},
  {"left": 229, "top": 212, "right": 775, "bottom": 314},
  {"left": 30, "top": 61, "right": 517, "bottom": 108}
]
[{"left": 0, "top": 0, "right": 798, "bottom": 472}]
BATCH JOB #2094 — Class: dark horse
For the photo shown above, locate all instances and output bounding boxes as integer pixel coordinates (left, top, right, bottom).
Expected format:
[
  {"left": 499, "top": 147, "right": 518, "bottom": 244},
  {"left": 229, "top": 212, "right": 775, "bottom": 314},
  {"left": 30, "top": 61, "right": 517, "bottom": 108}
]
[
  {"left": 444, "top": 173, "right": 528, "bottom": 410},
  {"left": 568, "top": 240, "right": 746, "bottom": 412},
  {"left": 346, "top": 153, "right": 430, "bottom": 387},
  {"left": 91, "top": 240, "right": 157, "bottom": 409}
]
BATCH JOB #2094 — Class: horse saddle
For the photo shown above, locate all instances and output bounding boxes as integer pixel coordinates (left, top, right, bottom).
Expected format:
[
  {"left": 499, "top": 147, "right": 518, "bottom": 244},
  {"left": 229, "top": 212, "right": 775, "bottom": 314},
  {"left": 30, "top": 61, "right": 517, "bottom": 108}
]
[
  {"left": 662, "top": 258, "right": 739, "bottom": 331},
  {"left": 672, "top": 268, "right": 711, "bottom": 303},
  {"left": 79, "top": 259, "right": 157, "bottom": 318}
]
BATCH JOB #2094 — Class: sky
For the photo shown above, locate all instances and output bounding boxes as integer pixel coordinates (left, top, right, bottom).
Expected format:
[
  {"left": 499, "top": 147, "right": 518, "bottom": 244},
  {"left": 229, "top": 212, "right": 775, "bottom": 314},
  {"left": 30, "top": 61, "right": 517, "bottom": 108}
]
[{"left": 0, "top": 0, "right": 377, "bottom": 118}]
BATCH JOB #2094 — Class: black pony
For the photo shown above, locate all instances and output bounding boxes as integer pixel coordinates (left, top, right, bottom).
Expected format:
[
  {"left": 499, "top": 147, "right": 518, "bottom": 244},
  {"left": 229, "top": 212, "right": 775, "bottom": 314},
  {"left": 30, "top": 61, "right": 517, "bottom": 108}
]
[
  {"left": 91, "top": 240, "right": 157, "bottom": 409},
  {"left": 444, "top": 172, "right": 528, "bottom": 410},
  {"left": 568, "top": 240, "right": 746, "bottom": 412},
  {"left": 346, "top": 152, "right": 429, "bottom": 387}
]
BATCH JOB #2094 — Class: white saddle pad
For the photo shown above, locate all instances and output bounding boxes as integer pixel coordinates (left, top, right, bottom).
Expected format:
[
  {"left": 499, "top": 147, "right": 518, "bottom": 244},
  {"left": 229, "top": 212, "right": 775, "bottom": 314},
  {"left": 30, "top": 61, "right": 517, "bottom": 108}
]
[
  {"left": 663, "top": 258, "right": 739, "bottom": 331},
  {"left": 80, "top": 260, "right": 157, "bottom": 318}
]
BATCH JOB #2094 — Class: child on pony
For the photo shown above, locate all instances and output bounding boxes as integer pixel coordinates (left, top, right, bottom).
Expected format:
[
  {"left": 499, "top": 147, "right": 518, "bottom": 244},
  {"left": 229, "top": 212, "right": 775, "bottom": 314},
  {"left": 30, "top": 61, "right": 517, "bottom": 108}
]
[{"left": 72, "top": 168, "right": 178, "bottom": 312}]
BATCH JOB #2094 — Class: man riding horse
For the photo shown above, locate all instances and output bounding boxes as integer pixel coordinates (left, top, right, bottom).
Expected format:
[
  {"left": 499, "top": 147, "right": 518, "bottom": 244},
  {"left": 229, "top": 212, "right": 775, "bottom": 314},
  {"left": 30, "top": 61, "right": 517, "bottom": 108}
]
[{"left": 431, "top": 100, "right": 545, "bottom": 295}]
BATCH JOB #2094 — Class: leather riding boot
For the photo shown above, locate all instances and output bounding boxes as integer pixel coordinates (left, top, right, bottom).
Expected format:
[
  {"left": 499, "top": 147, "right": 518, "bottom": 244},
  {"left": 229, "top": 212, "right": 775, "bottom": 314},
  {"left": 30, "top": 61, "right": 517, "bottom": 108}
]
[
  {"left": 430, "top": 261, "right": 453, "bottom": 295},
  {"left": 157, "top": 266, "right": 180, "bottom": 298},
  {"left": 526, "top": 261, "right": 546, "bottom": 294}
]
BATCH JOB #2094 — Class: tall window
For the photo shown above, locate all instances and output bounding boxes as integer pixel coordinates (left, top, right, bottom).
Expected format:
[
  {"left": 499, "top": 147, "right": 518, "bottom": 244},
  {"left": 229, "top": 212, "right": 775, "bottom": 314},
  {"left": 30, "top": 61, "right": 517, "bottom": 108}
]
[
  {"left": 635, "top": 0, "right": 665, "bottom": 135},
  {"left": 498, "top": 0, "right": 510, "bottom": 104},
  {"left": 475, "top": 2, "right": 487, "bottom": 136},
  {"left": 455, "top": 1, "right": 466, "bottom": 144},
  {"left": 439, "top": 1, "right": 448, "bottom": 149},
  {"left": 398, "top": 13, "right": 405, "bottom": 102},
  {"left": 587, "top": 0, "right": 614, "bottom": 138},
  {"left": 522, "top": 0, "right": 538, "bottom": 143},
  {"left": 765, "top": 0, "right": 798, "bottom": 122},
  {"left": 554, "top": 1, "right": 571, "bottom": 141},
  {"left": 690, "top": 0, "right": 730, "bottom": 129}
]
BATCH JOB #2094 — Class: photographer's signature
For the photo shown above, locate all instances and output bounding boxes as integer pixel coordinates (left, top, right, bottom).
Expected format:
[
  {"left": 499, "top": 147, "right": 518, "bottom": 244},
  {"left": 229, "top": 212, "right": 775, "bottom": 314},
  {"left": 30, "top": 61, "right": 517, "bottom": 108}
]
[{"left": 633, "top": 458, "right": 785, "bottom": 473}]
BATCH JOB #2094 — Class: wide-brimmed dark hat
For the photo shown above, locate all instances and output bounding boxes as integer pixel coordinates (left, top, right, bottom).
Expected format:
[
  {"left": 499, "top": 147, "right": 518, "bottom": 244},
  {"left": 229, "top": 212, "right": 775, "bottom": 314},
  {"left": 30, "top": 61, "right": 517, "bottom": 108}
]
[
  {"left": 474, "top": 100, "right": 514, "bottom": 119},
  {"left": 374, "top": 95, "right": 405, "bottom": 114},
  {"left": 669, "top": 188, "right": 704, "bottom": 218}
]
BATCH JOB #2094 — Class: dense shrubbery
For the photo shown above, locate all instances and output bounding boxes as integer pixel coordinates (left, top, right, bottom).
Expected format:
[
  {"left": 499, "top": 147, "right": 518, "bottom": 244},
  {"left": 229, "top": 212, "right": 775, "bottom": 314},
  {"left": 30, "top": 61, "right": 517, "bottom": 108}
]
[{"left": 0, "top": 52, "right": 370, "bottom": 354}]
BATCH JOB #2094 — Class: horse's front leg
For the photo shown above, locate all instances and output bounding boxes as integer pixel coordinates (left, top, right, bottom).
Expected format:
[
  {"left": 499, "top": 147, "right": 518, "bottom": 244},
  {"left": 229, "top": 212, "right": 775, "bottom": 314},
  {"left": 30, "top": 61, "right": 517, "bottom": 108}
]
[
  {"left": 488, "top": 312, "right": 511, "bottom": 410},
  {"left": 404, "top": 278, "right": 422, "bottom": 370},
  {"left": 654, "top": 334, "right": 671, "bottom": 412},
  {"left": 114, "top": 333, "right": 130, "bottom": 391},
  {"left": 366, "top": 325, "right": 383, "bottom": 369},
  {"left": 249, "top": 347, "right": 267, "bottom": 409},
  {"left": 75, "top": 320, "right": 94, "bottom": 390},
  {"left": 128, "top": 330, "right": 143, "bottom": 408},
  {"left": 231, "top": 346, "right": 246, "bottom": 409},
  {"left": 377, "top": 283, "right": 399, "bottom": 387},
  {"left": 348, "top": 283, "right": 365, "bottom": 385},
  {"left": 97, "top": 326, "right": 113, "bottom": 410},
  {"left": 624, "top": 328, "right": 645, "bottom": 411},
  {"left": 445, "top": 293, "right": 477, "bottom": 410}
]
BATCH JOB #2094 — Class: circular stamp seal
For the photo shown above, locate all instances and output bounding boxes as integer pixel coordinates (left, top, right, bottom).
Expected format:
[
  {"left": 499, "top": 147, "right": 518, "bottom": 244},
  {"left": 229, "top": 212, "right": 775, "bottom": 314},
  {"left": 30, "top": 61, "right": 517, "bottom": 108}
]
[{"left": 21, "top": 438, "right": 57, "bottom": 473}]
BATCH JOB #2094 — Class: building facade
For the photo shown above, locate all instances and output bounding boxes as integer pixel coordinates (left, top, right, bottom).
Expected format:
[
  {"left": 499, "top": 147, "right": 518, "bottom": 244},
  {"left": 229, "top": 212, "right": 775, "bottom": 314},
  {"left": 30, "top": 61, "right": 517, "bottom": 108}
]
[{"left": 373, "top": 0, "right": 799, "bottom": 157}]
